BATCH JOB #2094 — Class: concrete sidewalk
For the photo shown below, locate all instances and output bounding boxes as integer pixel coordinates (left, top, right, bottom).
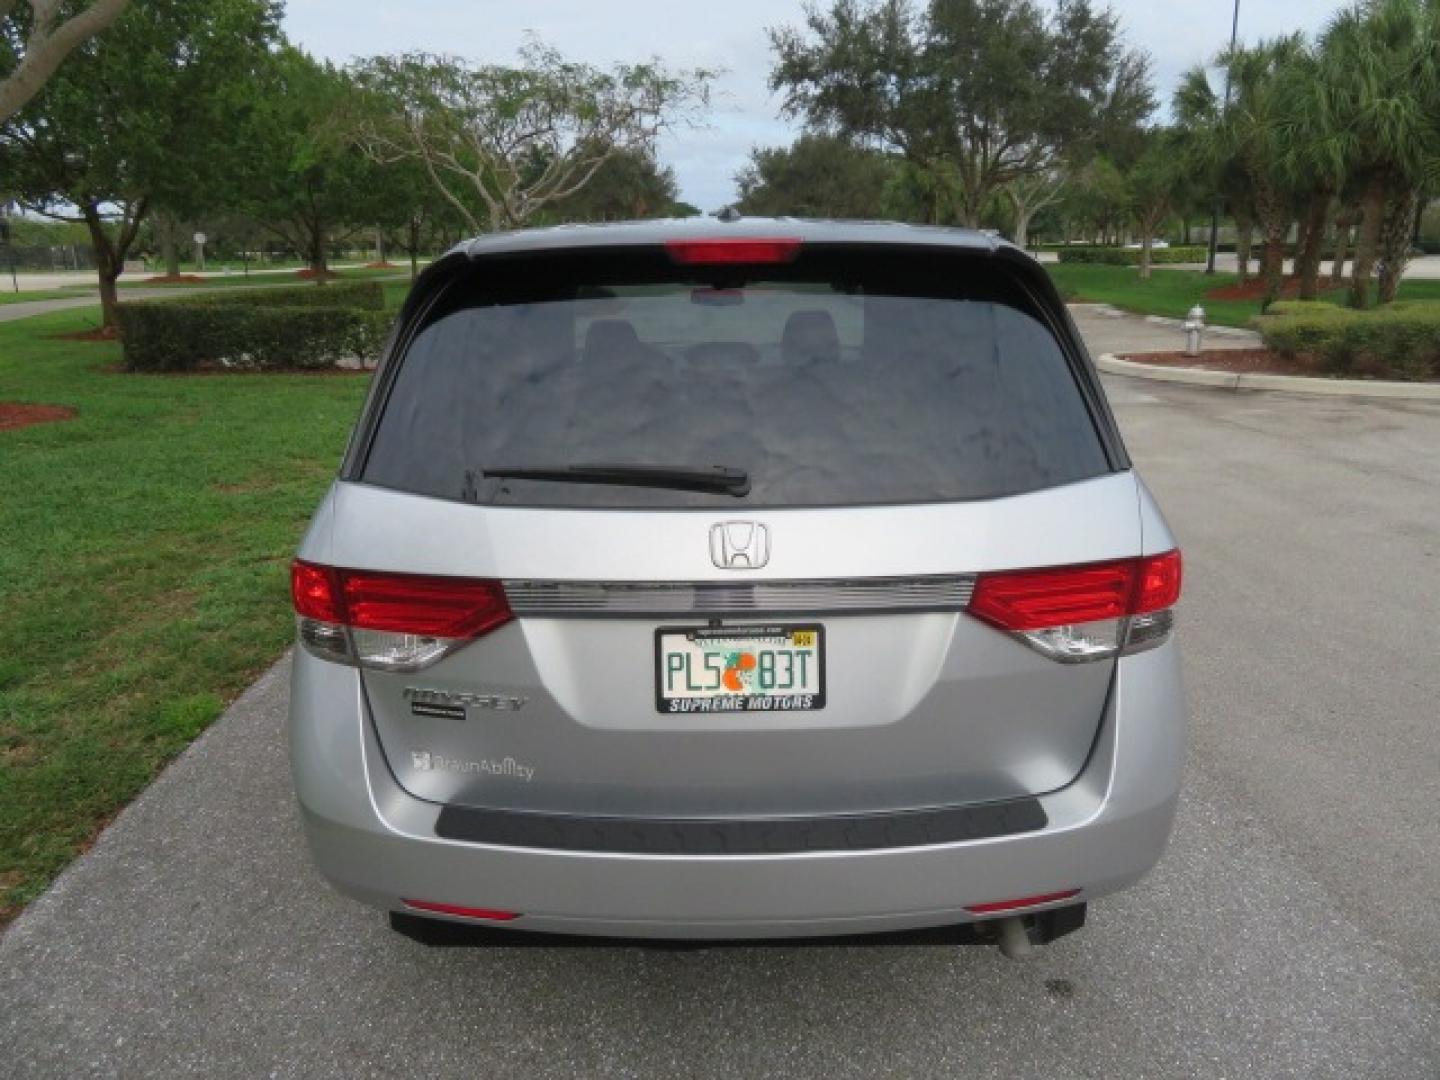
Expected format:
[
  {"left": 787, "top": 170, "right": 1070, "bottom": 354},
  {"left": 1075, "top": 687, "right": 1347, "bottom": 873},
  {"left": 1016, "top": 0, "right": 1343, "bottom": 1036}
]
[{"left": 1068, "top": 302, "right": 1261, "bottom": 356}]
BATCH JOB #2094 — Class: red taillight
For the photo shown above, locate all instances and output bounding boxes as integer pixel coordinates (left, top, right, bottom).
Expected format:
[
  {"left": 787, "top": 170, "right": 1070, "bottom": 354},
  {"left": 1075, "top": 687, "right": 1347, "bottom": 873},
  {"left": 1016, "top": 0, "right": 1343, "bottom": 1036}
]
[
  {"left": 1134, "top": 549, "right": 1183, "bottom": 613},
  {"left": 291, "top": 560, "right": 342, "bottom": 622},
  {"left": 965, "top": 889, "right": 1081, "bottom": 915},
  {"left": 969, "top": 551, "right": 1182, "bottom": 632},
  {"left": 290, "top": 559, "right": 513, "bottom": 638},
  {"left": 970, "top": 561, "right": 1135, "bottom": 631},
  {"left": 340, "top": 570, "right": 512, "bottom": 638},
  {"left": 664, "top": 238, "right": 802, "bottom": 265},
  {"left": 402, "top": 899, "right": 521, "bottom": 921}
]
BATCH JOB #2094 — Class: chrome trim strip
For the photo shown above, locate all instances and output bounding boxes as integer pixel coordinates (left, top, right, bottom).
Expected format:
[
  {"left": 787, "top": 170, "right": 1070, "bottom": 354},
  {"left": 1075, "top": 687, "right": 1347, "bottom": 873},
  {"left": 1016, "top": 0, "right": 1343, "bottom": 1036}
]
[{"left": 503, "top": 576, "right": 975, "bottom": 617}]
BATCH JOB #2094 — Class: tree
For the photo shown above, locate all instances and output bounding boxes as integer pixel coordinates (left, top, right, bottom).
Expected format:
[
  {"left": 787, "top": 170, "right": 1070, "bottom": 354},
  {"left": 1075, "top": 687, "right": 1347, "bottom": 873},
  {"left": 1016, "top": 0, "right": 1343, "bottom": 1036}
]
[
  {"left": 1127, "top": 130, "right": 1183, "bottom": 279},
  {"left": 0, "top": 0, "right": 130, "bottom": 123},
  {"left": 1005, "top": 167, "right": 1067, "bottom": 250},
  {"left": 230, "top": 48, "right": 383, "bottom": 277},
  {"left": 880, "top": 156, "right": 963, "bottom": 223},
  {"left": 1267, "top": 44, "right": 1344, "bottom": 300},
  {"left": 1319, "top": 0, "right": 1440, "bottom": 307},
  {"left": 768, "top": 0, "right": 1155, "bottom": 228},
  {"left": 0, "top": 0, "right": 280, "bottom": 327},
  {"left": 1061, "top": 155, "right": 1128, "bottom": 243},
  {"left": 734, "top": 135, "right": 892, "bottom": 218},
  {"left": 547, "top": 146, "right": 683, "bottom": 222},
  {"left": 348, "top": 42, "right": 712, "bottom": 234},
  {"left": 362, "top": 153, "right": 467, "bottom": 278},
  {"left": 1175, "top": 37, "right": 1308, "bottom": 306}
]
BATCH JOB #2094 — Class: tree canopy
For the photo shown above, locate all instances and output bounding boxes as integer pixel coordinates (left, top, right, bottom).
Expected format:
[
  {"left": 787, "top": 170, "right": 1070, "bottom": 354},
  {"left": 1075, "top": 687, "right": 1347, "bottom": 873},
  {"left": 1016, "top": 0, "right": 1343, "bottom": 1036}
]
[
  {"left": 768, "top": 0, "right": 1155, "bottom": 227},
  {"left": 347, "top": 43, "right": 713, "bottom": 233},
  {"left": 0, "top": 0, "right": 280, "bottom": 324},
  {"left": 735, "top": 135, "right": 893, "bottom": 218}
]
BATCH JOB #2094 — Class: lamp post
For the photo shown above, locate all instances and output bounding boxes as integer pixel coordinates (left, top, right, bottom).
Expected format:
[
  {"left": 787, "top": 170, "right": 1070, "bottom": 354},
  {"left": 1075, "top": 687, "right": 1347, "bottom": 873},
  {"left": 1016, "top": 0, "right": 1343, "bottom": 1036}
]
[{"left": 1205, "top": 0, "right": 1242, "bottom": 275}]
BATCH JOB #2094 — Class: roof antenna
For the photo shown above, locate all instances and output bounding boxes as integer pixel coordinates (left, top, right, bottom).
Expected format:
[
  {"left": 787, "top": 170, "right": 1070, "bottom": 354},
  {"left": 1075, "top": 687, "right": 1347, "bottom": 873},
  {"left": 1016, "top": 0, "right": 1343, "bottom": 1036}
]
[{"left": 714, "top": 206, "right": 742, "bottom": 223}]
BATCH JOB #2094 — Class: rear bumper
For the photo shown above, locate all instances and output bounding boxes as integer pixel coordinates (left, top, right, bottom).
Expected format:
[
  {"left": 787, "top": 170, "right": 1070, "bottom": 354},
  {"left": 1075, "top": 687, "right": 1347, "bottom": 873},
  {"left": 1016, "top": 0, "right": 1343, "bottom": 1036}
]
[{"left": 289, "top": 642, "right": 1183, "bottom": 939}]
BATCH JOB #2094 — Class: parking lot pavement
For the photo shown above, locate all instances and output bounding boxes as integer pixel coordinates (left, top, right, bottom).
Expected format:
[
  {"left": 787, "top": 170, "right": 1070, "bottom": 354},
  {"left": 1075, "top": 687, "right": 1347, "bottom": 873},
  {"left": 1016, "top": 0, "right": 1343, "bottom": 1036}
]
[{"left": 5, "top": 376, "right": 1440, "bottom": 1078}]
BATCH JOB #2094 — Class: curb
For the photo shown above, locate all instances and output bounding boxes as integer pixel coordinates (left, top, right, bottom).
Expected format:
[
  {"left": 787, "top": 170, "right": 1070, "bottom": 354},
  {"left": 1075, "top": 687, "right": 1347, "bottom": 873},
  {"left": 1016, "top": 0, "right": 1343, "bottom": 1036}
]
[{"left": 1096, "top": 354, "right": 1440, "bottom": 401}]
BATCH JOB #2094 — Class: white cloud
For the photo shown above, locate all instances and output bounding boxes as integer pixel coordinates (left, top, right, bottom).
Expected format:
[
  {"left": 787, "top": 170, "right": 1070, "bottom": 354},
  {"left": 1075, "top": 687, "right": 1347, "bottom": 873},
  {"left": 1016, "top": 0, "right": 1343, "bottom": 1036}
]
[{"left": 283, "top": 0, "right": 1349, "bottom": 214}]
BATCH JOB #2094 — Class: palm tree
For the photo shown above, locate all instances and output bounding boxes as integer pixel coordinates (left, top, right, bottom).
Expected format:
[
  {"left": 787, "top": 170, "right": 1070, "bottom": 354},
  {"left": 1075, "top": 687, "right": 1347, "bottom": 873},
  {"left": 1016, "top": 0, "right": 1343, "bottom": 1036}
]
[
  {"left": 1275, "top": 46, "right": 1345, "bottom": 298},
  {"left": 1318, "top": 0, "right": 1440, "bottom": 307},
  {"left": 1176, "top": 38, "right": 1308, "bottom": 305}
]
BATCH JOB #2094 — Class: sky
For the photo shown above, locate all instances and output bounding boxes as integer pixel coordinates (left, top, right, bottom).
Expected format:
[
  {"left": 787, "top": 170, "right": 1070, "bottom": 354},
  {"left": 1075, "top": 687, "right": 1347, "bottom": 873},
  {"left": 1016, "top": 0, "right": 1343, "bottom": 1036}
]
[{"left": 283, "top": 1, "right": 1349, "bottom": 213}]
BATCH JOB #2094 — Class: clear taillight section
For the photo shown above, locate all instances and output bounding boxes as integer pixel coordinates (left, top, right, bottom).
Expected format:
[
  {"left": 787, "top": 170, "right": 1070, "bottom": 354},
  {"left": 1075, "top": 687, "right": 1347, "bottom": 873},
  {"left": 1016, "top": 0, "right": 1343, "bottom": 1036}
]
[
  {"left": 968, "top": 551, "right": 1182, "bottom": 663},
  {"left": 290, "top": 560, "right": 513, "bottom": 671}
]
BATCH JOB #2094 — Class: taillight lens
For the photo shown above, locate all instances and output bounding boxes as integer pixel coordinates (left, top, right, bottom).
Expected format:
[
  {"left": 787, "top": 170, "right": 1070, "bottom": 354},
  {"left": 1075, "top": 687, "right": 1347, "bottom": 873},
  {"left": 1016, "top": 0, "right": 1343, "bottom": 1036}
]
[
  {"left": 969, "top": 551, "right": 1182, "bottom": 663},
  {"left": 664, "top": 238, "right": 802, "bottom": 265},
  {"left": 290, "top": 560, "right": 513, "bottom": 671}
]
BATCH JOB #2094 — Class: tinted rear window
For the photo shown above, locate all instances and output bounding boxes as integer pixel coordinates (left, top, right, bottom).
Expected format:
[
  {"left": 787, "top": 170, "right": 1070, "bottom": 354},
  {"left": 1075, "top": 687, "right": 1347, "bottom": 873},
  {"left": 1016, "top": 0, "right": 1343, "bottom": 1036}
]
[{"left": 360, "top": 248, "right": 1109, "bottom": 508}]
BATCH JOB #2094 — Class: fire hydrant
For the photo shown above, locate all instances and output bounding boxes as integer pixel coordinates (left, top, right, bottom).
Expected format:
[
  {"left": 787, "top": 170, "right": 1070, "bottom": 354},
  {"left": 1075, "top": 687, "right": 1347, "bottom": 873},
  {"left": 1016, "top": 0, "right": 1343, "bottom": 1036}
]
[{"left": 1183, "top": 305, "right": 1206, "bottom": 356}]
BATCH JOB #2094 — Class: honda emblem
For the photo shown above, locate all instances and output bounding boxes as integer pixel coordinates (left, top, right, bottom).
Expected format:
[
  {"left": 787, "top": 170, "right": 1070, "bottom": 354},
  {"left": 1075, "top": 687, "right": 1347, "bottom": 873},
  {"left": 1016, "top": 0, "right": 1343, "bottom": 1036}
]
[{"left": 710, "top": 521, "right": 770, "bottom": 570}]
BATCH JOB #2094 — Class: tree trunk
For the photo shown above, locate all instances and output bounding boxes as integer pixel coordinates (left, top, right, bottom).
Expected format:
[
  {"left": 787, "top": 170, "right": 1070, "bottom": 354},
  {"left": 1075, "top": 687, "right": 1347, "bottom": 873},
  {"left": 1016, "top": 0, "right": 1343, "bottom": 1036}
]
[
  {"left": 1261, "top": 233, "right": 1285, "bottom": 307},
  {"left": 1235, "top": 210, "right": 1253, "bottom": 285},
  {"left": 156, "top": 214, "right": 181, "bottom": 277},
  {"left": 1376, "top": 185, "right": 1419, "bottom": 305},
  {"left": 1139, "top": 233, "right": 1153, "bottom": 280},
  {"left": 305, "top": 222, "right": 329, "bottom": 280},
  {"left": 1329, "top": 210, "right": 1355, "bottom": 288},
  {"left": 1297, "top": 191, "right": 1331, "bottom": 300},
  {"left": 1349, "top": 172, "right": 1388, "bottom": 309},
  {"left": 1012, "top": 206, "right": 1031, "bottom": 251},
  {"left": 81, "top": 207, "right": 123, "bottom": 331}
]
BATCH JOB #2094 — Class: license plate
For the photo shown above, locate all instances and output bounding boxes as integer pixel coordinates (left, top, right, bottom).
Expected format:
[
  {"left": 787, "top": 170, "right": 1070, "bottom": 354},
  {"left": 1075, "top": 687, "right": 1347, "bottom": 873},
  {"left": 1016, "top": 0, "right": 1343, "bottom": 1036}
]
[{"left": 655, "top": 624, "right": 825, "bottom": 713}]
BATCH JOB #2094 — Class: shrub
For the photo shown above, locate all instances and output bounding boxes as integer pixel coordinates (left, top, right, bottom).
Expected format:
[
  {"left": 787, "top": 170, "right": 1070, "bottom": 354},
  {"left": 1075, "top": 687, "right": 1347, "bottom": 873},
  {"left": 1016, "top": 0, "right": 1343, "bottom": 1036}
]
[
  {"left": 116, "top": 280, "right": 391, "bottom": 372},
  {"left": 197, "top": 281, "right": 385, "bottom": 311},
  {"left": 117, "top": 302, "right": 391, "bottom": 372},
  {"left": 1257, "top": 301, "right": 1440, "bottom": 380},
  {"left": 1055, "top": 245, "right": 1209, "bottom": 266}
]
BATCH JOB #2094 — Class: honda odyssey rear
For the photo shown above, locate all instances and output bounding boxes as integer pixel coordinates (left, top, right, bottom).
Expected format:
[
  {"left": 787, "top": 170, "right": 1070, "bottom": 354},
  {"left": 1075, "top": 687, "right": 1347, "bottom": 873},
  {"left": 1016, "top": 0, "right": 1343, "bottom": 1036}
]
[{"left": 288, "top": 218, "right": 1184, "bottom": 951}]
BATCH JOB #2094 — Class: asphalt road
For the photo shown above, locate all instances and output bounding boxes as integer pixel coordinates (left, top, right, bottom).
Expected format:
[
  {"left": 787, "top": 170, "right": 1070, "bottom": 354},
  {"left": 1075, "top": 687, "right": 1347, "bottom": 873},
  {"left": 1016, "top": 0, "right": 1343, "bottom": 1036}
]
[{"left": 4, "top": 356, "right": 1439, "bottom": 1076}]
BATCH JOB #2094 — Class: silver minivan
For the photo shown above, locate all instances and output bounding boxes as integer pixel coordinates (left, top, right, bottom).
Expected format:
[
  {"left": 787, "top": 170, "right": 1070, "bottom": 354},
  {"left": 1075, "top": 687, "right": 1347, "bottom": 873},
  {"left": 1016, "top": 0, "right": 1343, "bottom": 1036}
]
[{"left": 289, "top": 218, "right": 1183, "bottom": 954}]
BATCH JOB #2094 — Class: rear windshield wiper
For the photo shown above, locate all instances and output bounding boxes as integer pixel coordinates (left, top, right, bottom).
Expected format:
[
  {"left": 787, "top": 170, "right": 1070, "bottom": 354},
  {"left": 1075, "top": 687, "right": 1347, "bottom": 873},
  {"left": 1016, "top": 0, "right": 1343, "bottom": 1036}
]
[{"left": 483, "top": 463, "right": 751, "bottom": 497}]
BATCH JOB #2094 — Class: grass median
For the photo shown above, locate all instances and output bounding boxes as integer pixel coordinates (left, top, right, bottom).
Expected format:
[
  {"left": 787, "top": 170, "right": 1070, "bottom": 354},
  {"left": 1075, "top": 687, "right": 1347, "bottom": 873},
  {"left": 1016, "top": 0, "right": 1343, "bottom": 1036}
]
[
  {"left": 0, "top": 304, "right": 380, "bottom": 922},
  {"left": 1047, "top": 263, "right": 1440, "bottom": 328}
]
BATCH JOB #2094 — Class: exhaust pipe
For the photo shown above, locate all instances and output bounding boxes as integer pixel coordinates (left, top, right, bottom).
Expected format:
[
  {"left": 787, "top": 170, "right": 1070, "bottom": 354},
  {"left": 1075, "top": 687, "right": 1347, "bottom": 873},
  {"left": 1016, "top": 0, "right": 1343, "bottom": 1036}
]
[
  {"left": 982, "top": 903, "right": 1089, "bottom": 960},
  {"left": 996, "top": 916, "right": 1036, "bottom": 960}
]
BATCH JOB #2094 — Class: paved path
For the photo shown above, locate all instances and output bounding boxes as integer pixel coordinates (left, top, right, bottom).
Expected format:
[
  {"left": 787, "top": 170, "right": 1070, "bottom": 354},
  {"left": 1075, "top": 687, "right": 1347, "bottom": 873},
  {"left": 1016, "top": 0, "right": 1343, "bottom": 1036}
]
[
  {"left": 3, "top": 340, "right": 1439, "bottom": 1078},
  {"left": 1068, "top": 302, "right": 1262, "bottom": 355}
]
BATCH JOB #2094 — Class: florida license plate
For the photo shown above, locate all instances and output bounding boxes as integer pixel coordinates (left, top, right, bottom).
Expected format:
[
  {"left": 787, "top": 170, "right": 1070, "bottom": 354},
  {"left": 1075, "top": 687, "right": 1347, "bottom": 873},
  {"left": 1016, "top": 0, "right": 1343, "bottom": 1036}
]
[{"left": 655, "top": 624, "right": 825, "bottom": 713}]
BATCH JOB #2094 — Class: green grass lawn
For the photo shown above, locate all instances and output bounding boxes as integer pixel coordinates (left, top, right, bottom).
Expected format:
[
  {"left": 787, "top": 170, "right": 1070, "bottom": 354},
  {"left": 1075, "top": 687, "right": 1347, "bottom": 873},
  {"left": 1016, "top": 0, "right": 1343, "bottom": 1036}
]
[
  {"left": 0, "top": 289, "right": 84, "bottom": 305},
  {"left": 114, "top": 265, "right": 421, "bottom": 290},
  {"left": 1046, "top": 263, "right": 1440, "bottom": 328},
  {"left": 0, "top": 303, "right": 389, "bottom": 921}
]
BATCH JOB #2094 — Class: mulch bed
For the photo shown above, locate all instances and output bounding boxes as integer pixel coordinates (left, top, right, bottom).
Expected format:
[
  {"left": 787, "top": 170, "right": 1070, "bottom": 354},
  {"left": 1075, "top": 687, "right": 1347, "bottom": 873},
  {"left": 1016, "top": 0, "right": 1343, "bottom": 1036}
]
[
  {"left": 1204, "top": 277, "right": 1308, "bottom": 301},
  {"left": 0, "top": 402, "right": 78, "bottom": 431},
  {"left": 141, "top": 274, "right": 206, "bottom": 285},
  {"left": 363, "top": 261, "right": 399, "bottom": 270}
]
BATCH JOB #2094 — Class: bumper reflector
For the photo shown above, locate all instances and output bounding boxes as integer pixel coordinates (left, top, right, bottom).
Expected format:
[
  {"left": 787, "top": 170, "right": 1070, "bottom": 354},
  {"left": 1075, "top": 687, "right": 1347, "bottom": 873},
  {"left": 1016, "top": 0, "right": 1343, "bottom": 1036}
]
[
  {"left": 401, "top": 899, "right": 521, "bottom": 922},
  {"left": 964, "top": 889, "right": 1081, "bottom": 915}
]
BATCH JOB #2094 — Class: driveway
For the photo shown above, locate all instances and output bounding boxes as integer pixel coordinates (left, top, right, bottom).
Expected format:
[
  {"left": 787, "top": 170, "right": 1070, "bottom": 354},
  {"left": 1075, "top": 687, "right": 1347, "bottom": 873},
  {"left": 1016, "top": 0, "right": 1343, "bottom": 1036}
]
[{"left": 3, "top": 367, "right": 1438, "bottom": 1077}]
